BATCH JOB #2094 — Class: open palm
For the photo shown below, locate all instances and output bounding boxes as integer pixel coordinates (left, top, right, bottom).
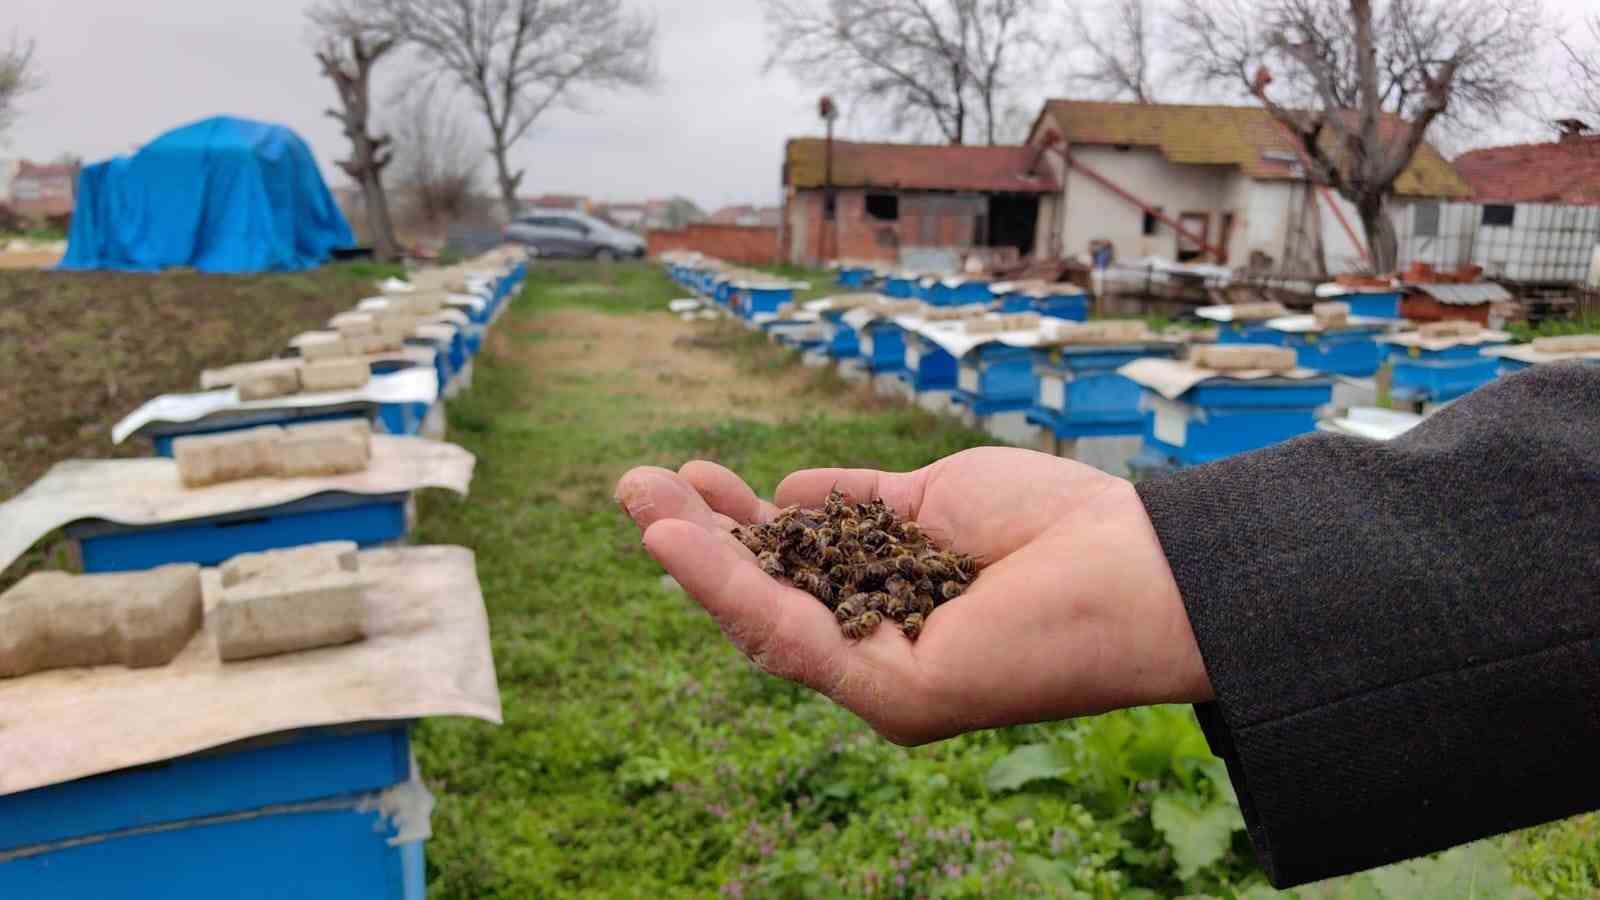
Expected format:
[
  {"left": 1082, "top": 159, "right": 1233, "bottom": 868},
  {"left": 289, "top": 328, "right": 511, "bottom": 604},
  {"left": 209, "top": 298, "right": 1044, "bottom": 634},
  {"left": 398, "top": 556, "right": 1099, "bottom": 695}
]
[{"left": 616, "top": 447, "right": 1210, "bottom": 745}]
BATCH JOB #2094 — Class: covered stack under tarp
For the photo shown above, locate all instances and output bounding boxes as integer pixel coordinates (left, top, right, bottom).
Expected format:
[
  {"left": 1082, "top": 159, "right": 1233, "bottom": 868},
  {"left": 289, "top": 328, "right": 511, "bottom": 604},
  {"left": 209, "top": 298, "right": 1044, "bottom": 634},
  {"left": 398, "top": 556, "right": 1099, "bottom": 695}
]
[{"left": 61, "top": 116, "right": 354, "bottom": 273}]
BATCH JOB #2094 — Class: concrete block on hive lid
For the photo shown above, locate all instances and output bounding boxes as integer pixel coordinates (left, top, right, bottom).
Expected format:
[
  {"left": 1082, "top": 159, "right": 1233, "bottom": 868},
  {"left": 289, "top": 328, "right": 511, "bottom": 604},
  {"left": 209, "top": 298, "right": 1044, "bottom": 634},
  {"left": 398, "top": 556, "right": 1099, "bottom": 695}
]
[
  {"left": 173, "top": 426, "right": 283, "bottom": 488},
  {"left": 298, "top": 358, "right": 370, "bottom": 393},
  {"left": 220, "top": 540, "right": 359, "bottom": 589},
  {"left": 1313, "top": 301, "right": 1351, "bottom": 330},
  {"left": 236, "top": 368, "right": 303, "bottom": 401},
  {"left": 200, "top": 358, "right": 303, "bottom": 391},
  {"left": 329, "top": 311, "right": 378, "bottom": 338},
  {"left": 1419, "top": 320, "right": 1482, "bottom": 339},
  {"left": 214, "top": 568, "right": 368, "bottom": 663},
  {"left": 1188, "top": 344, "right": 1298, "bottom": 372},
  {"left": 271, "top": 419, "right": 372, "bottom": 478},
  {"left": 290, "top": 331, "right": 349, "bottom": 362},
  {"left": 0, "top": 564, "right": 203, "bottom": 678}
]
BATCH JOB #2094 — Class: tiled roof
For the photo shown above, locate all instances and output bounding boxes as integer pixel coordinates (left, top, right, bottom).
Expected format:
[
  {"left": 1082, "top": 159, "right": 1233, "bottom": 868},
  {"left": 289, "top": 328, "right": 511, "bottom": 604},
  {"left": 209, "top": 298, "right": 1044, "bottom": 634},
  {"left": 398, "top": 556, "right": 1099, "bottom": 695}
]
[
  {"left": 784, "top": 139, "right": 1057, "bottom": 193},
  {"left": 1034, "top": 100, "right": 1469, "bottom": 198},
  {"left": 1453, "top": 137, "right": 1600, "bottom": 205}
]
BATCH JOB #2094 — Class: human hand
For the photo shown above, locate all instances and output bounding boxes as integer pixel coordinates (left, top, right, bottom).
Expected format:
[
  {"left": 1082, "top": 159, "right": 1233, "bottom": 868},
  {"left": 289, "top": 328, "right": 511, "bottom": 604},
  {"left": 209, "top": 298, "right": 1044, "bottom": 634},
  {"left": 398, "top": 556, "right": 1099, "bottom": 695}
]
[{"left": 615, "top": 447, "right": 1211, "bottom": 745}]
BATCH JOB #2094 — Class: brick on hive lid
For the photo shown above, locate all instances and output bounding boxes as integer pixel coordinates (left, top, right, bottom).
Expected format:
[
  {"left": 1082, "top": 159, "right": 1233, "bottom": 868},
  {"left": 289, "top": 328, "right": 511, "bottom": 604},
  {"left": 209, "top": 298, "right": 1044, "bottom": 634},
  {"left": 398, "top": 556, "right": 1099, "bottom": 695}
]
[
  {"left": 291, "top": 331, "right": 349, "bottom": 362},
  {"left": 236, "top": 367, "right": 303, "bottom": 401},
  {"left": 1189, "top": 343, "right": 1298, "bottom": 372},
  {"left": 1419, "top": 320, "right": 1482, "bottom": 339},
  {"left": 271, "top": 419, "right": 372, "bottom": 478},
  {"left": 220, "top": 540, "right": 359, "bottom": 589},
  {"left": 201, "top": 358, "right": 303, "bottom": 391},
  {"left": 1532, "top": 334, "right": 1600, "bottom": 354},
  {"left": 1048, "top": 319, "right": 1152, "bottom": 345},
  {"left": 0, "top": 564, "right": 203, "bottom": 678},
  {"left": 215, "top": 567, "right": 368, "bottom": 663},
  {"left": 1313, "top": 301, "right": 1351, "bottom": 329},
  {"left": 329, "top": 311, "right": 378, "bottom": 338},
  {"left": 1229, "top": 301, "right": 1290, "bottom": 320},
  {"left": 413, "top": 322, "right": 456, "bottom": 345},
  {"left": 298, "top": 358, "right": 371, "bottom": 393},
  {"left": 173, "top": 426, "right": 284, "bottom": 488}
]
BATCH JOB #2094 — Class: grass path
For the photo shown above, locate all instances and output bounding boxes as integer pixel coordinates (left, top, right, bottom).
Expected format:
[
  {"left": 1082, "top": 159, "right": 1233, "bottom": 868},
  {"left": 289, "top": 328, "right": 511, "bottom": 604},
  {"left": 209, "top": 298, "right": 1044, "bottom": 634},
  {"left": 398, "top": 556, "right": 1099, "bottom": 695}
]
[{"left": 411, "top": 263, "right": 1596, "bottom": 899}]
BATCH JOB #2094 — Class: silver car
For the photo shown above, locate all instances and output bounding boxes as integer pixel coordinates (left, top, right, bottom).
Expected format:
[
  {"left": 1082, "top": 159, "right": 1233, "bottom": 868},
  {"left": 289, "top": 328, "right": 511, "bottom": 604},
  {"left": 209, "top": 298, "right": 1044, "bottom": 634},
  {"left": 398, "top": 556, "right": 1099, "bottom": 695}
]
[{"left": 503, "top": 209, "right": 647, "bottom": 261}]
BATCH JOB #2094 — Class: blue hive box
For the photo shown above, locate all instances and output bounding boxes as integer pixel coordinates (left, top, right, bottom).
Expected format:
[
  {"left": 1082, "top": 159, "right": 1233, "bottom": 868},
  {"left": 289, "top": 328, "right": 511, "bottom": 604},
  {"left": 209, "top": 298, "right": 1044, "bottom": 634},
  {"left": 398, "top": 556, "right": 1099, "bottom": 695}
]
[
  {"left": 1339, "top": 290, "right": 1402, "bottom": 319},
  {"left": 883, "top": 275, "right": 919, "bottom": 298},
  {"left": 0, "top": 725, "right": 424, "bottom": 900},
  {"left": 859, "top": 321, "right": 907, "bottom": 374},
  {"left": 821, "top": 311, "right": 861, "bottom": 359},
  {"left": 1382, "top": 335, "right": 1509, "bottom": 403},
  {"left": 1132, "top": 375, "right": 1335, "bottom": 470},
  {"left": 65, "top": 491, "right": 411, "bottom": 574},
  {"left": 734, "top": 285, "right": 796, "bottom": 318},
  {"left": 1269, "top": 322, "right": 1391, "bottom": 377},
  {"left": 897, "top": 331, "right": 959, "bottom": 393},
  {"left": 836, "top": 265, "right": 874, "bottom": 289},
  {"left": 1216, "top": 321, "right": 1287, "bottom": 345},
  {"left": 1027, "top": 344, "right": 1179, "bottom": 438},
  {"left": 953, "top": 343, "right": 1037, "bottom": 416}
]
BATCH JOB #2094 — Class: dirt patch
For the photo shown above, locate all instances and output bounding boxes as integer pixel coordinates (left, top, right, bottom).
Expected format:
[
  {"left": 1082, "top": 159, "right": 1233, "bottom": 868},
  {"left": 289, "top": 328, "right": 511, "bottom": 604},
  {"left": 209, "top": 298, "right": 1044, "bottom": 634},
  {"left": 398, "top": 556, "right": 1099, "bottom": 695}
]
[
  {"left": 0, "top": 250, "right": 64, "bottom": 270},
  {"left": 503, "top": 309, "right": 841, "bottom": 424}
]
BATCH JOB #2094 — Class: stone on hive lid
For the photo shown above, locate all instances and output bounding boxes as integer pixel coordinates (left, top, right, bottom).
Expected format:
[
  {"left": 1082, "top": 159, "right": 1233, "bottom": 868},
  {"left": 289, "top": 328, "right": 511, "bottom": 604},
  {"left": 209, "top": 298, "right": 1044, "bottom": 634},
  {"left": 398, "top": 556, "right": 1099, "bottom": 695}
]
[
  {"left": 299, "top": 358, "right": 370, "bottom": 393},
  {"left": 173, "top": 426, "right": 283, "bottom": 488},
  {"left": 271, "top": 419, "right": 372, "bottom": 478},
  {"left": 1189, "top": 344, "right": 1297, "bottom": 372},
  {"left": 221, "top": 541, "right": 359, "bottom": 589},
  {"left": 1313, "top": 301, "right": 1351, "bottom": 329},
  {"left": 0, "top": 565, "right": 203, "bottom": 678},
  {"left": 330, "top": 311, "right": 378, "bottom": 338},
  {"left": 237, "top": 368, "right": 303, "bottom": 401},
  {"left": 292, "top": 331, "right": 349, "bottom": 362},
  {"left": 1419, "top": 320, "right": 1481, "bottom": 339},
  {"left": 215, "top": 568, "right": 367, "bottom": 662}
]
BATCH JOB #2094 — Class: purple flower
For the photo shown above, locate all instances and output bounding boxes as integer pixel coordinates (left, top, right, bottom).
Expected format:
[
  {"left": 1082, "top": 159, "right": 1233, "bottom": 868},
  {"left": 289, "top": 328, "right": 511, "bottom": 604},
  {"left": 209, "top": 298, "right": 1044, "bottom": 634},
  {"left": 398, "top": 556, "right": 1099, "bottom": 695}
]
[
  {"left": 760, "top": 842, "right": 776, "bottom": 858},
  {"left": 943, "top": 863, "right": 964, "bottom": 879},
  {"left": 720, "top": 882, "right": 744, "bottom": 898},
  {"left": 894, "top": 874, "right": 907, "bottom": 889}
]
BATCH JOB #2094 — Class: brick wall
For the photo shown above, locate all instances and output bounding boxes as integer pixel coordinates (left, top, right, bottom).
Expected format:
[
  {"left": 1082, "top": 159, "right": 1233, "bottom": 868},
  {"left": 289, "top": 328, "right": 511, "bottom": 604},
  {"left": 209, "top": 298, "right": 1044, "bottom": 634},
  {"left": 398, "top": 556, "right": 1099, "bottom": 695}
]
[
  {"left": 647, "top": 224, "right": 780, "bottom": 266},
  {"left": 783, "top": 189, "right": 989, "bottom": 267}
]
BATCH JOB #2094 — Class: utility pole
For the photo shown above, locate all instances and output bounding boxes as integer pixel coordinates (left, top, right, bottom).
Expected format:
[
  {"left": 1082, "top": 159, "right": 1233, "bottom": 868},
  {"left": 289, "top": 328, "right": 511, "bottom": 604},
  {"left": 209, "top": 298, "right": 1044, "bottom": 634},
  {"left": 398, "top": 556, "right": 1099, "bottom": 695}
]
[{"left": 819, "top": 95, "right": 838, "bottom": 263}]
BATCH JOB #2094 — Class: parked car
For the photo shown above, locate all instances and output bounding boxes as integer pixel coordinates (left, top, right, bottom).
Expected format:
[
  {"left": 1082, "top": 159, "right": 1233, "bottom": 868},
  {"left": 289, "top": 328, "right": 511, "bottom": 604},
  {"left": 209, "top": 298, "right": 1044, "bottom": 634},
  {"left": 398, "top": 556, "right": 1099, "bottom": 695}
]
[{"left": 503, "top": 209, "right": 646, "bottom": 261}]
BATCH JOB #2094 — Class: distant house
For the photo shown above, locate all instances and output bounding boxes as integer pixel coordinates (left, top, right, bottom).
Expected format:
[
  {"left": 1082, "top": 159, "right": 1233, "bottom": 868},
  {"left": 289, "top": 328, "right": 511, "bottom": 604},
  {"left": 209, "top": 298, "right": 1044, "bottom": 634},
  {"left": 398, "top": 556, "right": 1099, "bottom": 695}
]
[
  {"left": 1448, "top": 120, "right": 1600, "bottom": 284},
  {"left": 0, "top": 159, "right": 21, "bottom": 205},
  {"left": 596, "top": 202, "right": 648, "bottom": 230},
  {"left": 709, "top": 204, "right": 782, "bottom": 228},
  {"left": 780, "top": 139, "right": 1057, "bottom": 268},
  {"left": 1025, "top": 100, "right": 1471, "bottom": 274},
  {"left": 8, "top": 160, "right": 79, "bottom": 222}
]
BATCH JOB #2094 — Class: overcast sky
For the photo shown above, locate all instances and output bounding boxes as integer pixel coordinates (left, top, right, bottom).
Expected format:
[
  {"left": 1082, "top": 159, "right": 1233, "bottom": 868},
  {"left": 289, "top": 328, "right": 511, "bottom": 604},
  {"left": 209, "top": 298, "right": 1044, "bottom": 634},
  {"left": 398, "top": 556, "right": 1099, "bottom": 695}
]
[{"left": 5, "top": 0, "right": 1594, "bottom": 214}]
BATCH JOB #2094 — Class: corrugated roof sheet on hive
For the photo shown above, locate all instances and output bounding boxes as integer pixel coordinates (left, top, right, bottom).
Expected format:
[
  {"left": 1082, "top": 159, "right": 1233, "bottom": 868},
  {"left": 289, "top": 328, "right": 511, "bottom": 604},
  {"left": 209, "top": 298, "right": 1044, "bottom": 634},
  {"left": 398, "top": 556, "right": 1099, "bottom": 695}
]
[
  {"left": 784, "top": 140, "right": 1058, "bottom": 193},
  {"left": 1033, "top": 100, "right": 1471, "bottom": 199}
]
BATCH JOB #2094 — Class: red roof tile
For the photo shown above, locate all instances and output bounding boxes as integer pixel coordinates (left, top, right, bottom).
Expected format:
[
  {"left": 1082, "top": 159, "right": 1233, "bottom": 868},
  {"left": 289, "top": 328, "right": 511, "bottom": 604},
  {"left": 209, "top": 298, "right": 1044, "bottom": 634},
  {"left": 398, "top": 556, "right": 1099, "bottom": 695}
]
[
  {"left": 784, "top": 139, "right": 1057, "bottom": 193},
  {"left": 1453, "top": 137, "right": 1600, "bottom": 205}
]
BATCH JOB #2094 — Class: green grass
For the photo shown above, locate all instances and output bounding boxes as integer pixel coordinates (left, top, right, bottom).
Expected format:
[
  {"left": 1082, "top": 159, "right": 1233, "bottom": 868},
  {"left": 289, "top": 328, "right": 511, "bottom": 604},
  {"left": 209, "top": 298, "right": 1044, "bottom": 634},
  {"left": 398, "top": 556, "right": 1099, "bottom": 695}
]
[
  {"left": 1508, "top": 313, "right": 1600, "bottom": 343},
  {"left": 411, "top": 262, "right": 1596, "bottom": 899}
]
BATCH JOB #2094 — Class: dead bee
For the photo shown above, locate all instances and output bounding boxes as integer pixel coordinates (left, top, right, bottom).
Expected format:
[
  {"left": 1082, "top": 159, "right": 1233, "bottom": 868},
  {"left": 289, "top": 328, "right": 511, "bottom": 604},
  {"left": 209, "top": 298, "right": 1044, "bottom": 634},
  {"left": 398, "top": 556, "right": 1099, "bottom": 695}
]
[
  {"left": 921, "top": 556, "right": 956, "bottom": 581},
  {"left": 941, "top": 580, "right": 965, "bottom": 601},
  {"left": 736, "top": 529, "right": 769, "bottom": 554},
  {"left": 954, "top": 555, "right": 980, "bottom": 580},
  {"left": 838, "top": 518, "right": 861, "bottom": 541},
  {"left": 882, "top": 594, "right": 908, "bottom": 617},
  {"left": 859, "top": 560, "right": 893, "bottom": 586},
  {"left": 823, "top": 544, "right": 847, "bottom": 566},
  {"left": 895, "top": 554, "right": 920, "bottom": 577},
  {"left": 757, "top": 551, "right": 784, "bottom": 579},
  {"left": 898, "top": 521, "right": 924, "bottom": 543},
  {"left": 884, "top": 575, "right": 914, "bottom": 602},
  {"left": 792, "top": 570, "right": 833, "bottom": 603},
  {"left": 815, "top": 526, "right": 836, "bottom": 548},
  {"left": 825, "top": 490, "right": 848, "bottom": 517},
  {"left": 862, "top": 592, "right": 887, "bottom": 613},
  {"left": 841, "top": 611, "right": 883, "bottom": 641},
  {"left": 828, "top": 563, "right": 853, "bottom": 583},
  {"left": 835, "top": 594, "right": 867, "bottom": 622},
  {"left": 862, "top": 529, "right": 889, "bottom": 549},
  {"left": 913, "top": 593, "right": 936, "bottom": 615},
  {"left": 900, "top": 613, "right": 925, "bottom": 641},
  {"left": 916, "top": 578, "right": 935, "bottom": 596},
  {"left": 782, "top": 516, "right": 807, "bottom": 538},
  {"left": 875, "top": 510, "right": 896, "bottom": 531}
]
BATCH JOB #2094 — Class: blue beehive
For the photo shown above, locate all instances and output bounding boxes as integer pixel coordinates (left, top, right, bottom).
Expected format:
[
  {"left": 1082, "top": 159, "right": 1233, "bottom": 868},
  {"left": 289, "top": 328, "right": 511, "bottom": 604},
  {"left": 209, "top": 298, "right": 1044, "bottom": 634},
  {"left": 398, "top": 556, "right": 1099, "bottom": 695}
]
[
  {"left": 64, "top": 491, "right": 411, "bottom": 574},
  {"left": 1131, "top": 375, "right": 1335, "bottom": 471},
  {"left": 931, "top": 278, "right": 994, "bottom": 307},
  {"left": 953, "top": 344, "right": 1037, "bottom": 415},
  {"left": 883, "top": 275, "right": 919, "bottom": 298},
  {"left": 1027, "top": 343, "right": 1179, "bottom": 439},
  {"left": 1385, "top": 344, "right": 1502, "bottom": 403},
  {"left": 859, "top": 321, "right": 907, "bottom": 374},
  {"left": 897, "top": 331, "right": 959, "bottom": 393},
  {"left": 1269, "top": 322, "right": 1391, "bottom": 377},
  {"left": 1216, "top": 321, "right": 1286, "bottom": 345},
  {"left": 1339, "top": 290, "right": 1402, "bottom": 319},
  {"left": 734, "top": 284, "right": 797, "bottom": 318},
  {"left": 819, "top": 310, "right": 861, "bottom": 359},
  {"left": 836, "top": 265, "right": 874, "bottom": 289},
  {"left": 0, "top": 725, "right": 424, "bottom": 900}
]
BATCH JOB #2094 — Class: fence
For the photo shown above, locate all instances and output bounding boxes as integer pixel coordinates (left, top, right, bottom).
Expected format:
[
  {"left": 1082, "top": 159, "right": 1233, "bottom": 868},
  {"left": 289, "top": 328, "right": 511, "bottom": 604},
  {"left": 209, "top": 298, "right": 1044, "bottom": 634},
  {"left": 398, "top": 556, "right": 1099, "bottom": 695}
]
[{"left": 646, "top": 224, "right": 779, "bottom": 266}]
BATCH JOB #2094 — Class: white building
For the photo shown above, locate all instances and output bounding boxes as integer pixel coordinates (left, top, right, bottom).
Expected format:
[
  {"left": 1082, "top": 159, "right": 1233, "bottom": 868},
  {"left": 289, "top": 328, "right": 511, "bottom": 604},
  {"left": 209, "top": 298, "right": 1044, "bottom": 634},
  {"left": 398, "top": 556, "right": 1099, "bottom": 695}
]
[{"left": 1024, "top": 100, "right": 1472, "bottom": 275}]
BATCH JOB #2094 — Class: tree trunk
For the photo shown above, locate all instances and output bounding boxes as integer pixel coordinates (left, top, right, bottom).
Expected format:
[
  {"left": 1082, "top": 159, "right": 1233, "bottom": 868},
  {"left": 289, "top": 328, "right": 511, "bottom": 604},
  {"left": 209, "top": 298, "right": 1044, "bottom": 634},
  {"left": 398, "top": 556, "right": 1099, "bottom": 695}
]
[
  {"left": 361, "top": 167, "right": 401, "bottom": 262},
  {"left": 491, "top": 140, "right": 520, "bottom": 221},
  {"left": 1356, "top": 194, "right": 1399, "bottom": 274}
]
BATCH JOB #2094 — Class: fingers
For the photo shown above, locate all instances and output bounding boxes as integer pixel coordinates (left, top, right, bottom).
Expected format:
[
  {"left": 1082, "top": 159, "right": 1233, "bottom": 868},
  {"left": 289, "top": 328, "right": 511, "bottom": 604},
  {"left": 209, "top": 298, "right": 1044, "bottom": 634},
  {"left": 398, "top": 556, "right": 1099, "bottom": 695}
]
[
  {"left": 614, "top": 466, "right": 736, "bottom": 532},
  {"left": 775, "top": 467, "right": 928, "bottom": 519},
  {"left": 642, "top": 517, "right": 854, "bottom": 693},
  {"left": 679, "top": 460, "right": 779, "bottom": 525}
]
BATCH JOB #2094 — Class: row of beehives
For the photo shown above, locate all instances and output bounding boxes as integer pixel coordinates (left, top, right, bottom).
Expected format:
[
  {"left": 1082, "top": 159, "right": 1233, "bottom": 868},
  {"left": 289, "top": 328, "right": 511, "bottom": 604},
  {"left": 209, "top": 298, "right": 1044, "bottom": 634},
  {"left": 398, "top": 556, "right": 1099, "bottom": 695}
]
[
  {"left": 660, "top": 251, "right": 1600, "bottom": 478},
  {"left": 0, "top": 247, "right": 529, "bottom": 899}
]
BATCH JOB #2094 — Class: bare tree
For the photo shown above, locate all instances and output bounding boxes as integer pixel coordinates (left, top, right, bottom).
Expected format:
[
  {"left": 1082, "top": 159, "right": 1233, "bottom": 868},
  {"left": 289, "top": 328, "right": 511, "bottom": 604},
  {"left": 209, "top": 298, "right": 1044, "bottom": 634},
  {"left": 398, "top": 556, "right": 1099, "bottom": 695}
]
[
  {"left": 387, "top": 83, "right": 485, "bottom": 227},
  {"left": 381, "top": 0, "right": 657, "bottom": 218},
  {"left": 1067, "top": 0, "right": 1161, "bottom": 103},
  {"left": 311, "top": 0, "right": 403, "bottom": 261},
  {"left": 761, "top": 0, "right": 1042, "bottom": 146},
  {"left": 1559, "top": 15, "right": 1600, "bottom": 123},
  {"left": 0, "top": 34, "right": 42, "bottom": 142},
  {"left": 1172, "top": 0, "right": 1544, "bottom": 272}
]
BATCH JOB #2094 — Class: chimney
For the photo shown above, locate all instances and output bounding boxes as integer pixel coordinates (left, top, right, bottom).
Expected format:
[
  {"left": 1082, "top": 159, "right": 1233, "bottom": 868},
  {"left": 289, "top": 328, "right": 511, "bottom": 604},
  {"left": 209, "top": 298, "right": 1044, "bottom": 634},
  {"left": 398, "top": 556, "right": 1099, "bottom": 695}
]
[{"left": 1555, "top": 118, "right": 1594, "bottom": 143}]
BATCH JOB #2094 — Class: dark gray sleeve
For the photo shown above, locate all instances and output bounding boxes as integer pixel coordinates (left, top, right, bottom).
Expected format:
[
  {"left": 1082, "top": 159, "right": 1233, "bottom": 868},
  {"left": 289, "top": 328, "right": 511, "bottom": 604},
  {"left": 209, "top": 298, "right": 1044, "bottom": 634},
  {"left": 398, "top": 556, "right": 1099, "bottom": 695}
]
[{"left": 1133, "top": 362, "right": 1600, "bottom": 888}]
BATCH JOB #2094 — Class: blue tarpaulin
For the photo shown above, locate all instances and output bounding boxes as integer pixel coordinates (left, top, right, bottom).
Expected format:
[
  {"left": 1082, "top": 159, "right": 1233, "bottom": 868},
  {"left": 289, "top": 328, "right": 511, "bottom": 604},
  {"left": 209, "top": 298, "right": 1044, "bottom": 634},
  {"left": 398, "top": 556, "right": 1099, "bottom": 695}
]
[{"left": 60, "top": 116, "right": 354, "bottom": 273}]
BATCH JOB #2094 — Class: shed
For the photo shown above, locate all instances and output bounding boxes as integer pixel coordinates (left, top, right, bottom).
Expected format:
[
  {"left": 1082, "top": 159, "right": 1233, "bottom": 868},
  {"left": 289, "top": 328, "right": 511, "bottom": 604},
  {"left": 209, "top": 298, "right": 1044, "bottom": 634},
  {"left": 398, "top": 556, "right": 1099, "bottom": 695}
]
[{"left": 60, "top": 117, "right": 353, "bottom": 273}]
